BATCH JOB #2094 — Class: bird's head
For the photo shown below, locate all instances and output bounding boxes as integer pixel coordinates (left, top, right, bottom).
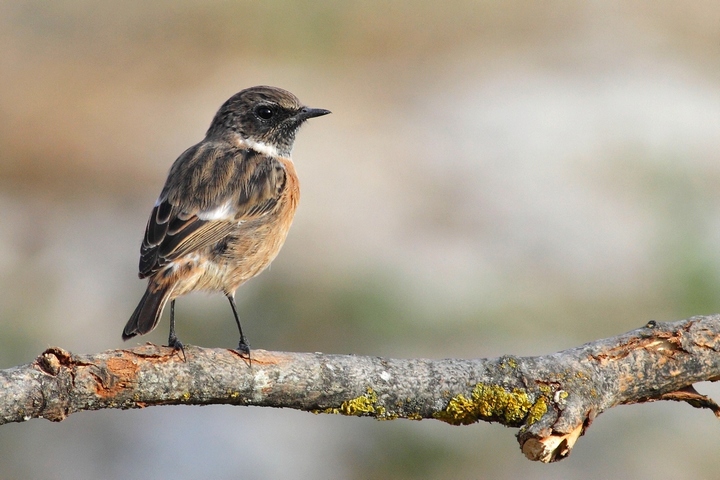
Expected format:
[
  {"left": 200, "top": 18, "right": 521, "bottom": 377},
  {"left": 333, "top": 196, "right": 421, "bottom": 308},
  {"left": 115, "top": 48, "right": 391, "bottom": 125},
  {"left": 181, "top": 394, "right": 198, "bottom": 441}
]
[{"left": 207, "top": 85, "right": 331, "bottom": 156}]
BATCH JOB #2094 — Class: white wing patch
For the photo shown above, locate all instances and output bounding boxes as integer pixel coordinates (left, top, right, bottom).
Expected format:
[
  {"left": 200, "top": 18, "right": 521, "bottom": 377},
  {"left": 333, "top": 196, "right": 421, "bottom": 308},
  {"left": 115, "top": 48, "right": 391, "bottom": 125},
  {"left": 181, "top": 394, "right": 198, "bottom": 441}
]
[{"left": 197, "top": 200, "right": 235, "bottom": 221}]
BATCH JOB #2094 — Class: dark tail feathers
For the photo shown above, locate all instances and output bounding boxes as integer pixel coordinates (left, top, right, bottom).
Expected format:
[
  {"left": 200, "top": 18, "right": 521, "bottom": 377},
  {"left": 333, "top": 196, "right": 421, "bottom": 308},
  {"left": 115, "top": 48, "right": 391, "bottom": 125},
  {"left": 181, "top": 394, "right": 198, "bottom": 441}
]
[{"left": 123, "top": 285, "right": 171, "bottom": 340}]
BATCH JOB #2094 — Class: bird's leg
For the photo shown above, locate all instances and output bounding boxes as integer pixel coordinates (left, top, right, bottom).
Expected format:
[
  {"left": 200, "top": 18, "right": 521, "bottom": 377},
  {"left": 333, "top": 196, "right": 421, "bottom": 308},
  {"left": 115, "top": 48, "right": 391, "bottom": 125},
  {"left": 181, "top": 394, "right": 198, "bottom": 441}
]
[
  {"left": 227, "top": 295, "right": 251, "bottom": 359},
  {"left": 167, "top": 299, "right": 186, "bottom": 361}
]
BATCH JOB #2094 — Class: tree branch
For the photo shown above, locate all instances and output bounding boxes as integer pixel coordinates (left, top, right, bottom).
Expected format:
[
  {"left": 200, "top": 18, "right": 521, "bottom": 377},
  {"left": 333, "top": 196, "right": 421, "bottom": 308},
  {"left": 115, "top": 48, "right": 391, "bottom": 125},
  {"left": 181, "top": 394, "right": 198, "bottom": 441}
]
[{"left": 2, "top": 314, "right": 720, "bottom": 462}]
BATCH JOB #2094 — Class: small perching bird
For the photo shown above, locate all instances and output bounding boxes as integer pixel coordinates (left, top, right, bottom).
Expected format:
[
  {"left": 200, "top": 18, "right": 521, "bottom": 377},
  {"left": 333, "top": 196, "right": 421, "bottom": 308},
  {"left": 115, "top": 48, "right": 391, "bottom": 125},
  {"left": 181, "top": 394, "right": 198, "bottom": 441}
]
[{"left": 122, "top": 86, "right": 330, "bottom": 357}]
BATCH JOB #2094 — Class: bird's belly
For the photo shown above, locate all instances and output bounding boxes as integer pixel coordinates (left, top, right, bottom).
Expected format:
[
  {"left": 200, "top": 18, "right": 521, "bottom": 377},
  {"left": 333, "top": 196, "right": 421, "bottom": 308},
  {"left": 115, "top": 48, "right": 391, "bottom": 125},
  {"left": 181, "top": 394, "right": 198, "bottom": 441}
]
[{"left": 185, "top": 217, "right": 293, "bottom": 295}]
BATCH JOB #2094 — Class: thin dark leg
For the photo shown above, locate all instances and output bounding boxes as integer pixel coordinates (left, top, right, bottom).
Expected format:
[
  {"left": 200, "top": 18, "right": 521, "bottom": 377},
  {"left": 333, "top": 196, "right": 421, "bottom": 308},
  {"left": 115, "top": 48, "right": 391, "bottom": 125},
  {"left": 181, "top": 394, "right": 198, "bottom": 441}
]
[
  {"left": 167, "top": 299, "right": 186, "bottom": 361},
  {"left": 227, "top": 295, "right": 250, "bottom": 358}
]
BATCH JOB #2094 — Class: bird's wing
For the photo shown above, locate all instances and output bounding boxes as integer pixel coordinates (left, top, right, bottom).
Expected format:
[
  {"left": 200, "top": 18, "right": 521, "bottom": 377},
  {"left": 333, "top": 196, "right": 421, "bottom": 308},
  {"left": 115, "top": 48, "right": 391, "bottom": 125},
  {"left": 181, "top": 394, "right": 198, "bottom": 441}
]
[{"left": 139, "top": 142, "right": 288, "bottom": 278}]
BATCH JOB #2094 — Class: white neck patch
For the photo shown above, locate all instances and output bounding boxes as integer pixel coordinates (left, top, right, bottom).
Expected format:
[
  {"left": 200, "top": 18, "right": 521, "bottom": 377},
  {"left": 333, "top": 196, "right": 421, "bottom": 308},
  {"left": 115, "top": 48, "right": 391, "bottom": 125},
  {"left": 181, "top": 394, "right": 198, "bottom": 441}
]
[{"left": 244, "top": 139, "right": 280, "bottom": 158}]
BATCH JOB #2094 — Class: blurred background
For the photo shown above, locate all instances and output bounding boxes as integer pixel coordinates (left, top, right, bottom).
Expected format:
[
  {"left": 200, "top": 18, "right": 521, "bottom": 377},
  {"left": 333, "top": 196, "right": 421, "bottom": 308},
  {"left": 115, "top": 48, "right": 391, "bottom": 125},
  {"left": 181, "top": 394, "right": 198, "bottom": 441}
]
[{"left": 1, "top": 1, "right": 720, "bottom": 478}]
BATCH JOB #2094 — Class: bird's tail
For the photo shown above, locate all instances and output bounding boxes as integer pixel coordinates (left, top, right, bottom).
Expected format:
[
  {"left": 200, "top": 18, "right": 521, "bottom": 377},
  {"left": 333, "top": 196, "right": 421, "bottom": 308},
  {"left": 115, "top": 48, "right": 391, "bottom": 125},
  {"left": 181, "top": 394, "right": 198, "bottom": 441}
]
[{"left": 123, "top": 284, "right": 172, "bottom": 340}]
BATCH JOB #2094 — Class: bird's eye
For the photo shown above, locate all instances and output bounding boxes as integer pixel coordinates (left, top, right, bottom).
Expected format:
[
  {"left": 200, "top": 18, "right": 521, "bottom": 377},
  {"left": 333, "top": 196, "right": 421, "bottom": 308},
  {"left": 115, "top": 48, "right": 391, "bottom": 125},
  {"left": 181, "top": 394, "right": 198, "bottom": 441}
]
[{"left": 255, "top": 106, "right": 274, "bottom": 120}]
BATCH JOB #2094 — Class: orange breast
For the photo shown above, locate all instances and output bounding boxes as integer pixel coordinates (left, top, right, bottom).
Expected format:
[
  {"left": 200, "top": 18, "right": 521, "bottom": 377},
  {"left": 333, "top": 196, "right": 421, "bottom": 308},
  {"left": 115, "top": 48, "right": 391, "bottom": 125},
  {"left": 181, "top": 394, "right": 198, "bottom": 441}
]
[{"left": 192, "top": 156, "right": 300, "bottom": 295}]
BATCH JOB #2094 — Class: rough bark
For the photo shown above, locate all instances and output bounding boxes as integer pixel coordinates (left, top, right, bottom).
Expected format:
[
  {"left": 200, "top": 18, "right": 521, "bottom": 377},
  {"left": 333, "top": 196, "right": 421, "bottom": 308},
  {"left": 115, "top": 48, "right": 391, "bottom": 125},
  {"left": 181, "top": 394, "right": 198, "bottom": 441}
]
[{"left": 1, "top": 315, "right": 719, "bottom": 463}]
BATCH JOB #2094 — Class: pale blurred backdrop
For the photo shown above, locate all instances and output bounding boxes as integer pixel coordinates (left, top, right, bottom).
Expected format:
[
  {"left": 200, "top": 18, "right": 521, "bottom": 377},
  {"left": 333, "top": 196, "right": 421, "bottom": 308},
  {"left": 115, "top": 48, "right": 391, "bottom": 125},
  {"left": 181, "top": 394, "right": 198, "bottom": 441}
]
[{"left": 2, "top": 1, "right": 720, "bottom": 479}]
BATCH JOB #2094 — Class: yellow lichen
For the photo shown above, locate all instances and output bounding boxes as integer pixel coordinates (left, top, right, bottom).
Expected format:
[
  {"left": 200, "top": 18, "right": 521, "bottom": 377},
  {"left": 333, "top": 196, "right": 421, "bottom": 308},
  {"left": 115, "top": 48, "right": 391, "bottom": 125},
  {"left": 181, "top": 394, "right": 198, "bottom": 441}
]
[
  {"left": 434, "top": 383, "right": 548, "bottom": 426},
  {"left": 376, "top": 411, "right": 398, "bottom": 421},
  {"left": 312, "top": 388, "right": 406, "bottom": 420},
  {"left": 538, "top": 384, "right": 552, "bottom": 395},
  {"left": 475, "top": 384, "right": 533, "bottom": 424},
  {"left": 526, "top": 396, "right": 547, "bottom": 425},
  {"left": 436, "top": 392, "right": 477, "bottom": 425},
  {"left": 312, "top": 407, "right": 341, "bottom": 414},
  {"left": 502, "top": 356, "right": 519, "bottom": 369},
  {"left": 339, "top": 387, "right": 378, "bottom": 416}
]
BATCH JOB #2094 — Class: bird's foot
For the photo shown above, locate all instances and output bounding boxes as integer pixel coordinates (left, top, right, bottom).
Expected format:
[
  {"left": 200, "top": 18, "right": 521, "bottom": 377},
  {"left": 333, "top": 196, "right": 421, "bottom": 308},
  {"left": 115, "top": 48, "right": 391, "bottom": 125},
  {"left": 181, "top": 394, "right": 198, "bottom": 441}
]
[
  {"left": 167, "top": 335, "right": 187, "bottom": 362},
  {"left": 235, "top": 339, "right": 251, "bottom": 366}
]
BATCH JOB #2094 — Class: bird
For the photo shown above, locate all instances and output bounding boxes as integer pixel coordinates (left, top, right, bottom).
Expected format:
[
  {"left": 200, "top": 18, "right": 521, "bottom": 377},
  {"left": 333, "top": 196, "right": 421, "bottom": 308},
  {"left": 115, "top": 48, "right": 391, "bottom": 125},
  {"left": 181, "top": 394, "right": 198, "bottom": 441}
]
[{"left": 122, "top": 85, "right": 330, "bottom": 358}]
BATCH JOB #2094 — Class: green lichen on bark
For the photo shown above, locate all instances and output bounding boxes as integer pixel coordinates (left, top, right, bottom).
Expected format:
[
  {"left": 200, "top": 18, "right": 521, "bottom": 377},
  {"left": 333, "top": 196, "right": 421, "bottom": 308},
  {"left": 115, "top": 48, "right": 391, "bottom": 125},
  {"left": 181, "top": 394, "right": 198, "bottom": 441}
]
[{"left": 434, "top": 383, "right": 547, "bottom": 427}]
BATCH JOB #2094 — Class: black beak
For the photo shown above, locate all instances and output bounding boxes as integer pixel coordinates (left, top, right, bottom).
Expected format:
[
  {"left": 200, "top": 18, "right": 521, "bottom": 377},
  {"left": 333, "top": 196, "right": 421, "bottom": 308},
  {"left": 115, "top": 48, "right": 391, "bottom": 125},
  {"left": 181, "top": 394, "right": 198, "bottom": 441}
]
[{"left": 297, "top": 107, "right": 332, "bottom": 120}]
